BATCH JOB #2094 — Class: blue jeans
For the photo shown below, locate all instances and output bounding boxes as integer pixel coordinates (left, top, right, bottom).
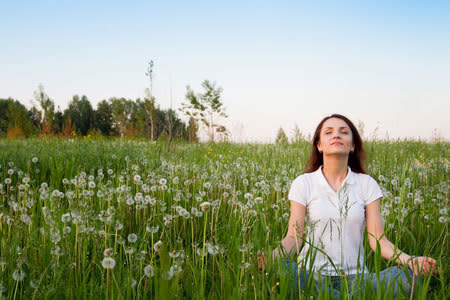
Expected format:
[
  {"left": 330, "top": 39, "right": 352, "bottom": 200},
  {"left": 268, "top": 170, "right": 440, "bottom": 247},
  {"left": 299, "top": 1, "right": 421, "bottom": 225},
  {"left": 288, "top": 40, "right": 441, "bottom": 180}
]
[{"left": 283, "top": 260, "right": 414, "bottom": 298}]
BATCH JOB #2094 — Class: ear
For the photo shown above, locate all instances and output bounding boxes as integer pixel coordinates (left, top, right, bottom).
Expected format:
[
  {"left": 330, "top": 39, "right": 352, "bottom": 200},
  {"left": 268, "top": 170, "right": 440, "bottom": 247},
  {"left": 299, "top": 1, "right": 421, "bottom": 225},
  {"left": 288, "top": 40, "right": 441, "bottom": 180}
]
[
  {"left": 351, "top": 144, "right": 355, "bottom": 152},
  {"left": 317, "top": 141, "right": 322, "bottom": 153}
]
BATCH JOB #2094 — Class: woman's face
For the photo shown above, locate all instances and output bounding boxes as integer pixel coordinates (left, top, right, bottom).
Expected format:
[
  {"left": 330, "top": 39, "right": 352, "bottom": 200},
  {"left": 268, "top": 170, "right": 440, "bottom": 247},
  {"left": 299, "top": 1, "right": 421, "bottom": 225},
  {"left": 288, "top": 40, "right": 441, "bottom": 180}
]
[{"left": 317, "top": 117, "right": 354, "bottom": 156}]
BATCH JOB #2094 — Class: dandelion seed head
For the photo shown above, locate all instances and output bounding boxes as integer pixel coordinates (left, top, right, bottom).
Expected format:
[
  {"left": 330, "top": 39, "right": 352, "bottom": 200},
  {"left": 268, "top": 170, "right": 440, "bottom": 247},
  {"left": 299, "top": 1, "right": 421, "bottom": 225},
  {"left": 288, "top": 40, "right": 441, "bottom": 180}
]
[
  {"left": 128, "top": 233, "right": 138, "bottom": 243},
  {"left": 144, "top": 265, "right": 154, "bottom": 277},
  {"left": 12, "top": 269, "right": 25, "bottom": 281},
  {"left": 154, "top": 240, "right": 163, "bottom": 252},
  {"left": 103, "top": 248, "right": 114, "bottom": 257},
  {"left": 101, "top": 257, "right": 116, "bottom": 269},
  {"left": 200, "top": 202, "right": 211, "bottom": 212}
]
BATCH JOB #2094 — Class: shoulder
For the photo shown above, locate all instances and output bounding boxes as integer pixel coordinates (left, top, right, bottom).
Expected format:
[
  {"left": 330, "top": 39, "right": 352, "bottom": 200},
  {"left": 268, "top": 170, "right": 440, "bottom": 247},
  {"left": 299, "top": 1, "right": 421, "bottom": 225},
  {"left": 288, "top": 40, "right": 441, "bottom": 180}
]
[
  {"left": 291, "top": 171, "right": 315, "bottom": 186},
  {"left": 352, "top": 172, "right": 379, "bottom": 186}
]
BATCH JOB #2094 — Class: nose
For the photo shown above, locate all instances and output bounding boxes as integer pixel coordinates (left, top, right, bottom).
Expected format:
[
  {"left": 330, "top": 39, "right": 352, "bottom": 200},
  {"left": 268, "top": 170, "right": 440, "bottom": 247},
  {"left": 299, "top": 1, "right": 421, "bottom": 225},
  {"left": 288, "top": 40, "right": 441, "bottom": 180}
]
[{"left": 332, "top": 132, "right": 342, "bottom": 139}]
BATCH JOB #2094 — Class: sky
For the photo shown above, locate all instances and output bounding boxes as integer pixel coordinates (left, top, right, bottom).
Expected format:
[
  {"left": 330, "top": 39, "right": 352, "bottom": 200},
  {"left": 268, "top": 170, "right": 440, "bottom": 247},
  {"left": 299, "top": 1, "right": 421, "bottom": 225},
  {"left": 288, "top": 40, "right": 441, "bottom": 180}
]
[{"left": 1, "top": 0, "right": 449, "bottom": 142}]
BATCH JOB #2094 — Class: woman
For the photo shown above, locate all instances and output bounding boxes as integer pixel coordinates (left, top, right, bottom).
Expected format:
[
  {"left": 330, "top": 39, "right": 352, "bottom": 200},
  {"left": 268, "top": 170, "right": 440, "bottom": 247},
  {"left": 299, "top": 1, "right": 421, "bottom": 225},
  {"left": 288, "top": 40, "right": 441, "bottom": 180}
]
[{"left": 258, "top": 114, "right": 437, "bottom": 297}]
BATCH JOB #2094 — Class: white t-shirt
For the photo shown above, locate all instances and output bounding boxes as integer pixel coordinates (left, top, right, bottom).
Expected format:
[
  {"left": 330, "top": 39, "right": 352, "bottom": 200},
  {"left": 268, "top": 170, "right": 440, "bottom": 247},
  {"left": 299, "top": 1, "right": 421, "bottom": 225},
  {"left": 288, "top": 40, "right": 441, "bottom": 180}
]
[{"left": 288, "top": 166, "right": 383, "bottom": 276}]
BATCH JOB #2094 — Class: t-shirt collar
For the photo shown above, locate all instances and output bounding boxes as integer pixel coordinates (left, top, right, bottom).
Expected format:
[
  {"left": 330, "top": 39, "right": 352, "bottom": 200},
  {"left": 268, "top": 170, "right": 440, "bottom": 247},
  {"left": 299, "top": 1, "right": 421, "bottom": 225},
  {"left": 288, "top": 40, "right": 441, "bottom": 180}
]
[{"left": 315, "top": 165, "right": 355, "bottom": 189}]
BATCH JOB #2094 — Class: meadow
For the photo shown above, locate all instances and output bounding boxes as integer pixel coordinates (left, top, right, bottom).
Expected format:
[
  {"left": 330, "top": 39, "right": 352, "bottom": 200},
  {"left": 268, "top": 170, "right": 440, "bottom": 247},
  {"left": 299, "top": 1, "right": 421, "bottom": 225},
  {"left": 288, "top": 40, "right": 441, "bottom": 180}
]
[{"left": 0, "top": 138, "right": 448, "bottom": 299}]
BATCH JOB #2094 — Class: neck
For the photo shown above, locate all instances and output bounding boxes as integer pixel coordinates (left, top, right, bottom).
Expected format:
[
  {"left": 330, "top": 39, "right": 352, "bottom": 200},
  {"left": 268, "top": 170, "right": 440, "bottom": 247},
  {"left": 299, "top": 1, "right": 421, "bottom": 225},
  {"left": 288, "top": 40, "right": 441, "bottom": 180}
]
[{"left": 322, "top": 155, "right": 349, "bottom": 181}]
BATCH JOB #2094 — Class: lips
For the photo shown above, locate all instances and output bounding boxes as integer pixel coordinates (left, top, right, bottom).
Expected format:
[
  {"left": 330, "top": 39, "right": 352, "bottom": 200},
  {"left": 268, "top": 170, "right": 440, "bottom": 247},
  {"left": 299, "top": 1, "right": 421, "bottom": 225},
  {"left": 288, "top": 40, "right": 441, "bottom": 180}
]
[{"left": 331, "top": 142, "right": 343, "bottom": 146}]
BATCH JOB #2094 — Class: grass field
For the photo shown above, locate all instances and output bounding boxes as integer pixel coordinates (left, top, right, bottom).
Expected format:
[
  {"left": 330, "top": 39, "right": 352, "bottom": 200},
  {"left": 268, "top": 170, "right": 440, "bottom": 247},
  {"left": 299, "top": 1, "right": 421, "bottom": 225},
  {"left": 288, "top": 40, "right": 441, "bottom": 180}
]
[{"left": 0, "top": 138, "right": 448, "bottom": 299}]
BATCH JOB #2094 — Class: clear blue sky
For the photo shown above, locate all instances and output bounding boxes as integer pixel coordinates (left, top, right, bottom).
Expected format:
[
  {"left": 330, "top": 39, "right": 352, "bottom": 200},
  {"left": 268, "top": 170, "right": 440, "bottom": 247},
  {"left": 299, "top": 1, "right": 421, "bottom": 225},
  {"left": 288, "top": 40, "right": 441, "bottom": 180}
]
[{"left": 1, "top": 0, "right": 449, "bottom": 142}]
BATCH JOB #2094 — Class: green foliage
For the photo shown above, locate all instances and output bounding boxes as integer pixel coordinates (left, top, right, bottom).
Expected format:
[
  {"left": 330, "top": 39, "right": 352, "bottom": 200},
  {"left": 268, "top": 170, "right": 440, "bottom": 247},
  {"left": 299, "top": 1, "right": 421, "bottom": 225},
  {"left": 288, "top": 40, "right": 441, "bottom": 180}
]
[
  {"left": 275, "top": 127, "right": 289, "bottom": 144},
  {"left": 94, "top": 100, "right": 113, "bottom": 136},
  {"left": 0, "top": 98, "right": 35, "bottom": 137},
  {"left": 181, "top": 80, "right": 228, "bottom": 142},
  {"left": 64, "top": 95, "right": 95, "bottom": 136}
]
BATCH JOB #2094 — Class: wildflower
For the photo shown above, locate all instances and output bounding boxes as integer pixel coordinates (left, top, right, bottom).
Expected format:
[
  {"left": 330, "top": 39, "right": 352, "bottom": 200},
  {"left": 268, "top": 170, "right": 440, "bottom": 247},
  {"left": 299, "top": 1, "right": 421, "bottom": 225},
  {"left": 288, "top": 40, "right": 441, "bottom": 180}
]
[
  {"left": 133, "top": 174, "right": 141, "bottom": 183},
  {"left": 169, "top": 250, "right": 180, "bottom": 258},
  {"left": 207, "top": 244, "right": 220, "bottom": 255},
  {"left": 203, "top": 182, "right": 211, "bottom": 189},
  {"left": 191, "top": 207, "right": 203, "bottom": 217},
  {"left": 104, "top": 248, "right": 114, "bottom": 257},
  {"left": 239, "top": 245, "right": 248, "bottom": 252},
  {"left": 438, "top": 216, "right": 447, "bottom": 223},
  {"left": 20, "top": 214, "right": 31, "bottom": 225},
  {"left": 88, "top": 181, "right": 96, "bottom": 189},
  {"left": 254, "top": 197, "right": 263, "bottom": 204},
  {"left": 146, "top": 225, "right": 159, "bottom": 234},
  {"left": 8, "top": 169, "right": 14, "bottom": 175},
  {"left": 51, "top": 246, "right": 62, "bottom": 256},
  {"left": 159, "top": 178, "right": 167, "bottom": 185},
  {"left": 244, "top": 193, "right": 253, "bottom": 200},
  {"left": 101, "top": 257, "right": 116, "bottom": 269},
  {"left": 61, "top": 213, "right": 71, "bottom": 223},
  {"left": 154, "top": 240, "right": 163, "bottom": 252},
  {"left": 63, "top": 226, "right": 71, "bottom": 234},
  {"left": 126, "top": 197, "right": 135, "bottom": 206},
  {"left": 30, "top": 279, "right": 40, "bottom": 289},
  {"left": 12, "top": 269, "right": 26, "bottom": 281},
  {"left": 128, "top": 233, "right": 138, "bottom": 243},
  {"left": 144, "top": 265, "right": 154, "bottom": 277},
  {"left": 32, "top": 157, "right": 38, "bottom": 163},
  {"left": 123, "top": 246, "right": 134, "bottom": 254},
  {"left": 200, "top": 202, "right": 211, "bottom": 212}
]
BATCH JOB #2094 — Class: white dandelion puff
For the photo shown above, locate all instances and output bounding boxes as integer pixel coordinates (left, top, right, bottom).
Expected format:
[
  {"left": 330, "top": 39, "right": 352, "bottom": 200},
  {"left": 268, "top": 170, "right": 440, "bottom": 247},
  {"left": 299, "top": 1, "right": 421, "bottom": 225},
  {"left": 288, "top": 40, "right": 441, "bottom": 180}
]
[
  {"left": 12, "top": 269, "right": 26, "bottom": 281},
  {"left": 128, "top": 233, "right": 138, "bottom": 243},
  {"left": 101, "top": 257, "right": 116, "bottom": 269},
  {"left": 144, "top": 265, "right": 154, "bottom": 278}
]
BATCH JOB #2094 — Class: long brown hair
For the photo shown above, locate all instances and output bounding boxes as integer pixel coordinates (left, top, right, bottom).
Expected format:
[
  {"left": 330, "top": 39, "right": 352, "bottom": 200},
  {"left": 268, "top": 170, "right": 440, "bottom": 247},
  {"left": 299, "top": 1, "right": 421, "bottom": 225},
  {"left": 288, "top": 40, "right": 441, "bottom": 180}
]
[{"left": 304, "top": 114, "right": 367, "bottom": 174}]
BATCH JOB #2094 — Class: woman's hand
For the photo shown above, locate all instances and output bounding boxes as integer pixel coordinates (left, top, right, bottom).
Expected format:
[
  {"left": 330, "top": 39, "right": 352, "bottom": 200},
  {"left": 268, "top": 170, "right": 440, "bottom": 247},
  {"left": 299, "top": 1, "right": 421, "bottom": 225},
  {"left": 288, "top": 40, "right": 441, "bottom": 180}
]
[
  {"left": 408, "top": 256, "right": 437, "bottom": 276},
  {"left": 257, "top": 250, "right": 267, "bottom": 271}
]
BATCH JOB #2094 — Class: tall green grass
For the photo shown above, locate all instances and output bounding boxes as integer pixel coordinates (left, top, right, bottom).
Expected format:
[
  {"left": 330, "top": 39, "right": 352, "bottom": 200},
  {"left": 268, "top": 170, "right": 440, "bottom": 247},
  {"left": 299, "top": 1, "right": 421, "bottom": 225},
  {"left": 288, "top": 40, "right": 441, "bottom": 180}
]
[{"left": 0, "top": 138, "right": 448, "bottom": 299}]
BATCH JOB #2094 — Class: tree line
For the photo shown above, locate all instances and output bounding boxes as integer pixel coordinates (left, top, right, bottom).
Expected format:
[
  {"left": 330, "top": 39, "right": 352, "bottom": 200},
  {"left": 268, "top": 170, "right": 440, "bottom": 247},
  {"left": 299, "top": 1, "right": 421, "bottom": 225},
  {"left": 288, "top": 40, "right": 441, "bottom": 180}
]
[{"left": 1, "top": 80, "right": 229, "bottom": 142}]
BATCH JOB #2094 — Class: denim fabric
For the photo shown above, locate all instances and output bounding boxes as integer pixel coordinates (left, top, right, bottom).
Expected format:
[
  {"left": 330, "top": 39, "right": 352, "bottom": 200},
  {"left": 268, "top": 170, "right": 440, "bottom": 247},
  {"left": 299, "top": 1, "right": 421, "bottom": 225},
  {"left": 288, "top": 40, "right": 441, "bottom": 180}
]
[{"left": 284, "top": 259, "right": 414, "bottom": 298}]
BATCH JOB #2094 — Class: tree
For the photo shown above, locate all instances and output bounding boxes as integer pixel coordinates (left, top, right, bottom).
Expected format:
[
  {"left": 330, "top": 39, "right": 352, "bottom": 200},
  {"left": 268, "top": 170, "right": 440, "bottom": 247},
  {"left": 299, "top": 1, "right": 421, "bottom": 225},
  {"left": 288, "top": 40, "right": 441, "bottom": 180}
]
[
  {"left": 181, "top": 80, "right": 227, "bottom": 142},
  {"left": 95, "top": 100, "right": 113, "bottom": 136},
  {"left": 110, "top": 98, "right": 136, "bottom": 138},
  {"left": 61, "top": 115, "right": 76, "bottom": 137},
  {"left": 185, "top": 116, "right": 198, "bottom": 142},
  {"left": 64, "top": 95, "right": 94, "bottom": 135},
  {"left": 145, "top": 60, "right": 156, "bottom": 140},
  {"left": 161, "top": 108, "right": 185, "bottom": 143},
  {"left": 275, "top": 127, "right": 289, "bottom": 144},
  {"left": 291, "top": 123, "right": 305, "bottom": 143},
  {"left": 53, "top": 108, "right": 64, "bottom": 134},
  {"left": 34, "top": 84, "right": 55, "bottom": 136},
  {"left": 0, "top": 98, "right": 34, "bottom": 137}
]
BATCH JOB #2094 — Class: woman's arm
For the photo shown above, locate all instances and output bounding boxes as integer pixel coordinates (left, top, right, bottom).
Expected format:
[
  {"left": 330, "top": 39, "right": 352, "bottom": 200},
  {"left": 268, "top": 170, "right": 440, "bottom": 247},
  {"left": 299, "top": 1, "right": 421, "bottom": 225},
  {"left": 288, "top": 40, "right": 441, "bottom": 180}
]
[
  {"left": 366, "top": 199, "right": 437, "bottom": 276},
  {"left": 272, "top": 200, "right": 306, "bottom": 260}
]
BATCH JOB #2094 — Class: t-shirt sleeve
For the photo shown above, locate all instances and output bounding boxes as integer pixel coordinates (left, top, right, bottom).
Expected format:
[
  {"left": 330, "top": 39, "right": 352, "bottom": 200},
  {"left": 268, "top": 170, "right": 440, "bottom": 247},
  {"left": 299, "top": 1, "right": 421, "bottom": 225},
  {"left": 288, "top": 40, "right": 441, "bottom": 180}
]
[
  {"left": 288, "top": 175, "right": 308, "bottom": 206},
  {"left": 364, "top": 176, "right": 383, "bottom": 206}
]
